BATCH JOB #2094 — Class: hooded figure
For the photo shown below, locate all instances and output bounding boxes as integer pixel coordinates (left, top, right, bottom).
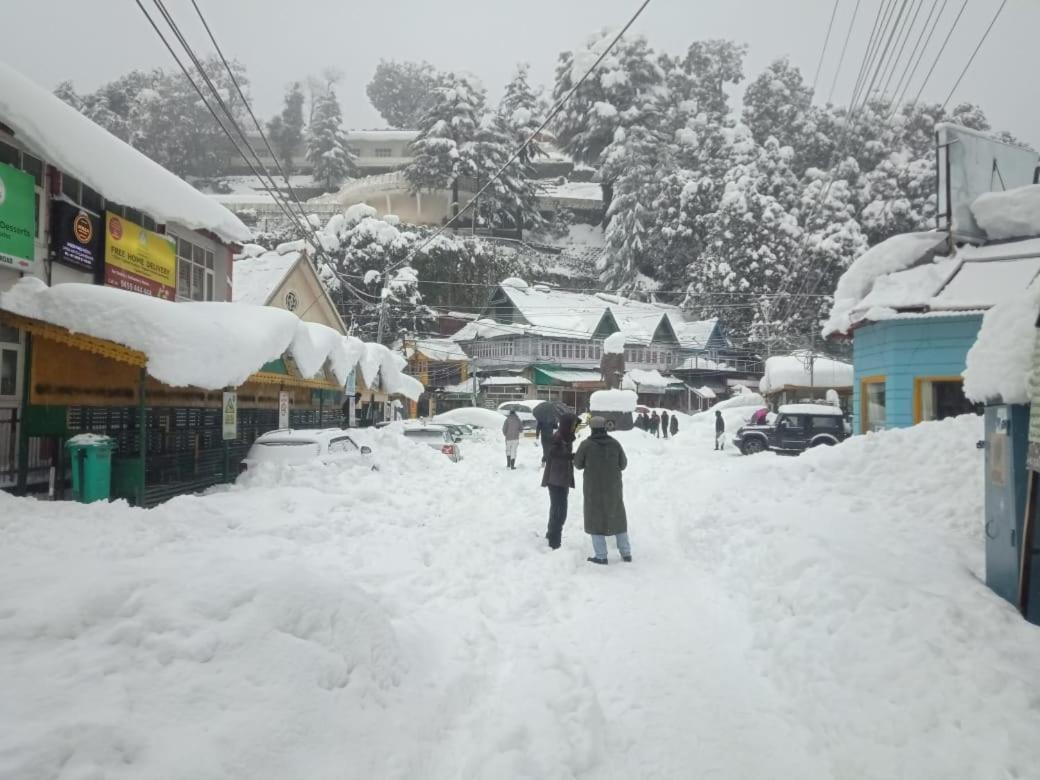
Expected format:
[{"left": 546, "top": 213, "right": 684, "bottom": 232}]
[
  {"left": 715, "top": 410, "right": 726, "bottom": 450},
  {"left": 541, "top": 413, "right": 579, "bottom": 549},
  {"left": 669, "top": 414, "right": 679, "bottom": 437},
  {"left": 575, "top": 416, "right": 630, "bottom": 564},
  {"left": 502, "top": 410, "right": 523, "bottom": 469}
]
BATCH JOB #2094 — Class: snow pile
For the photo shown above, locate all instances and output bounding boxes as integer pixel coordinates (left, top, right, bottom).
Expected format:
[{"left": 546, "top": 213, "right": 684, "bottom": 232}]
[
  {"left": 603, "top": 332, "right": 626, "bottom": 354},
  {"left": 0, "top": 278, "right": 420, "bottom": 397},
  {"left": 500, "top": 277, "right": 529, "bottom": 290},
  {"left": 972, "top": 184, "right": 1040, "bottom": 240},
  {"left": 963, "top": 287, "right": 1040, "bottom": 404},
  {"left": 432, "top": 407, "right": 508, "bottom": 430},
  {"left": 759, "top": 351, "right": 852, "bottom": 394},
  {"left": 0, "top": 61, "right": 250, "bottom": 243},
  {"left": 824, "top": 231, "right": 949, "bottom": 336},
  {"left": 589, "top": 389, "right": 637, "bottom": 412}
]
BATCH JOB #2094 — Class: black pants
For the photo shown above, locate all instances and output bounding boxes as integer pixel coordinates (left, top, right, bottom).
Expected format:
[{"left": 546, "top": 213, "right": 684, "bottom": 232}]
[{"left": 546, "top": 485, "right": 569, "bottom": 548}]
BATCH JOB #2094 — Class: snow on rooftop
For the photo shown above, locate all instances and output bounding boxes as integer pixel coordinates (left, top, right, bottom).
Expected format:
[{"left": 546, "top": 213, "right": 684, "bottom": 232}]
[
  {"left": 0, "top": 61, "right": 250, "bottom": 243},
  {"left": 537, "top": 180, "right": 604, "bottom": 203},
  {"left": 963, "top": 287, "right": 1040, "bottom": 405},
  {"left": 344, "top": 129, "right": 419, "bottom": 142},
  {"left": 778, "top": 403, "right": 844, "bottom": 416},
  {"left": 412, "top": 339, "right": 468, "bottom": 362},
  {"left": 604, "top": 332, "right": 626, "bottom": 354},
  {"left": 590, "top": 389, "right": 638, "bottom": 412},
  {"left": 480, "top": 376, "right": 531, "bottom": 386},
  {"left": 760, "top": 352, "right": 853, "bottom": 395},
  {"left": 824, "top": 232, "right": 949, "bottom": 337},
  {"left": 232, "top": 251, "right": 300, "bottom": 306},
  {"left": 0, "top": 278, "right": 421, "bottom": 398},
  {"left": 931, "top": 257, "right": 1040, "bottom": 310},
  {"left": 972, "top": 185, "right": 1040, "bottom": 241},
  {"left": 853, "top": 258, "right": 960, "bottom": 313}
]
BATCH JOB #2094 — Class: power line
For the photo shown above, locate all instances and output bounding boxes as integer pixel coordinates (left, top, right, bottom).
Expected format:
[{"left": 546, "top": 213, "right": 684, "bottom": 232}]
[
  {"left": 941, "top": 0, "right": 1008, "bottom": 110},
  {"left": 877, "top": 0, "right": 926, "bottom": 101},
  {"left": 910, "top": 0, "right": 969, "bottom": 106},
  {"left": 813, "top": 0, "right": 843, "bottom": 93},
  {"left": 887, "top": 0, "right": 946, "bottom": 118},
  {"left": 827, "top": 0, "right": 862, "bottom": 104}
]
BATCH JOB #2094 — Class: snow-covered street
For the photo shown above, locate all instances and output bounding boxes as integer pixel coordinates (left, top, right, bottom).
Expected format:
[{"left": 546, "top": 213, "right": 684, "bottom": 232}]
[{"left": 3, "top": 416, "right": 1039, "bottom": 779}]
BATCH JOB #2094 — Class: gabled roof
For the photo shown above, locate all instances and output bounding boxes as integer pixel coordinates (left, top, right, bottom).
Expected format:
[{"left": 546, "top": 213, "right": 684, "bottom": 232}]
[
  {"left": 0, "top": 60, "right": 250, "bottom": 243},
  {"left": 409, "top": 338, "right": 468, "bottom": 362},
  {"left": 233, "top": 251, "right": 301, "bottom": 306}
]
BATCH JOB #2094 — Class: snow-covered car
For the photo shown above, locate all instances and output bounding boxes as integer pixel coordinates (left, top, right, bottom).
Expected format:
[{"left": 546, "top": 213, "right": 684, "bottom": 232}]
[
  {"left": 400, "top": 423, "right": 463, "bottom": 462},
  {"left": 734, "top": 404, "right": 849, "bottom": 456},
  {"left": 240, "top": 428, "right": 375, "bottom": 474}
]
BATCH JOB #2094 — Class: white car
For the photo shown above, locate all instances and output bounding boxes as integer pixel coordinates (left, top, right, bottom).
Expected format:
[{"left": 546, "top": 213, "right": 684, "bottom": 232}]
[
  {"left": 240, "top": 428, "right": 375, "bottom": 474},
  {"left": 399, "top": 422, "right": 464, "bottom": 462}
]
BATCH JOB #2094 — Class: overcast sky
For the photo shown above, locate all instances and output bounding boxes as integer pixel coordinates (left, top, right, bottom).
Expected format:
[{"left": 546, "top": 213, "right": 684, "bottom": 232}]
[{"left": 8, "top": 0, "right": 1038, "bottom": 148}]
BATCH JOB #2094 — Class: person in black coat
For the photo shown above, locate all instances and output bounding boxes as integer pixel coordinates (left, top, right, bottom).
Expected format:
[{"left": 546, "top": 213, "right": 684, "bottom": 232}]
[
  {"left": 650, "top": 411, "right": 660, "bottom": 438},
  {"left": 661, "top": 410, "right": 670, "bottom": 439},
  {"left": 669, "top": 413, "right": 679, "bottom": 437},
  {"left": 715, "top": 410, "right": 726, "bottom": 450},
  {"left": 541, "top": 413, "right": 579, "bottom": 549},
  {"left": 536, "top": 416, "right": 557, "bottom": 464}
]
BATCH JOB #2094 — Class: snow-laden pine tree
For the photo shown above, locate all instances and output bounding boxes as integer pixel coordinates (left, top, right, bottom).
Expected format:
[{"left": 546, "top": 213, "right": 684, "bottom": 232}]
[
  {"left": 499, "top": 63, "right": 545, "bottom": 167},
  {"left": 742, "top": 58, "right": 815, "bottom": 169},
  {"left": 268, "top": 82, "right": 305, "bottom": 174},
  {"left": 551, "top": 32, "right": 663, "bottom": 206},
  {"left": 462, "top": 113, "right": 543, "bottom": 236},
  {"left": 406, "top": 72, "right": 486, "bottom": 217},
  {"left": 680, "top": 40, "right": 747, "bottom": 117},
  {"left": 683, "top": 135, "right": 805, "bottom": 345},
  {"left": 307, "top": 87, "right": 356, "bottom": 191}
]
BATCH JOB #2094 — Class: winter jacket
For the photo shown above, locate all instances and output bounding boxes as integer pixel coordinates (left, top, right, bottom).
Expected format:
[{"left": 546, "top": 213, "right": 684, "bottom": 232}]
[
  {"left": 574, "top": 430, "right": 628, "bottom": 535},
  {"left": 669, "top": 416, "right": 679, "bottom": 436},
  {"left": 715, "top": 413, "right": 725, "bottom": 434},
  {"left": 650, "top": 413, "right": 660, "bottom": 431},
  {"left": 541, "top": 414, "right": 579, "bottom": 489},
  {"left": 502, "top": 414, "right": 523, "bottom": 441}
]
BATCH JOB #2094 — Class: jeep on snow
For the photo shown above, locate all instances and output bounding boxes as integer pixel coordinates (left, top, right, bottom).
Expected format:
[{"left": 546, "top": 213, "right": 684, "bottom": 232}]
[{"left": 734, "top": 403, "right": 850, "bottom": 456}]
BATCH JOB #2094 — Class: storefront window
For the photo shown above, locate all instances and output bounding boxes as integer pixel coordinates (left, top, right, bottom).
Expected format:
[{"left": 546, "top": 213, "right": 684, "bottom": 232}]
[
  {"left": 917, "top": 377, "right": 975, "bottom": 422},
  {"left": 0, "top": 325, "right": 19, "bottom": 397},
  {"left": 862, "top": 377, "right": 886, "bottom": 432},
  {"left": 175, "top": 235, "right": 217, "bottom": 301}
]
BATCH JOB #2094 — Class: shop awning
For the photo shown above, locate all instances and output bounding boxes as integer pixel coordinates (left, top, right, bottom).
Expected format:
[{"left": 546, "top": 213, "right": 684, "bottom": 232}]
[{"left": 533, "top": 367, "right": 605, "bottom": 388}]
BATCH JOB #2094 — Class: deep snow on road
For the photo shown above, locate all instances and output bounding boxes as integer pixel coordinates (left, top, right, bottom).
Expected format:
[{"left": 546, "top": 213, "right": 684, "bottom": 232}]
[{"left": 2, "top": 416, "right": 1040, "bottom": 780}]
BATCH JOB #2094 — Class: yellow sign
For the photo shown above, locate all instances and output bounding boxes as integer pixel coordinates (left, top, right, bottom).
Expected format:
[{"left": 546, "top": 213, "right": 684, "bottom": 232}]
[{"left": 104, "top": 212, "right": 176, "bottom": 299}]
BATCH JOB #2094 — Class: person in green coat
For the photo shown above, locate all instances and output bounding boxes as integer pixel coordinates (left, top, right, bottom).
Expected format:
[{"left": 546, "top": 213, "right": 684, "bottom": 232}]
[{"left": 574, "top": 416, "right": 631, "bottom": 565}]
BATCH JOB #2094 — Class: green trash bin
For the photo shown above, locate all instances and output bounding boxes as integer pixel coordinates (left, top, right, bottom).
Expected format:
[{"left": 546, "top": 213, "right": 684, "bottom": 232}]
[{"left": 66, "top": 434, "right": 116, "bottom": 504}]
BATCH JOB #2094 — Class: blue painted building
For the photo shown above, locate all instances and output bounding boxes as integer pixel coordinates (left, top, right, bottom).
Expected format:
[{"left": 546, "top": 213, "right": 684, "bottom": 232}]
[
  {"left": 851, "top": 314, "right": 983, "bottom": 433},
  {"left": 829, "top": 233, "right": 1040, "bottom": 434}
]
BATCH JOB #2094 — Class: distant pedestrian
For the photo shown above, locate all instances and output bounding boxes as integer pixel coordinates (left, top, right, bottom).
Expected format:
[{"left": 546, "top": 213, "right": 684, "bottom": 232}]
[
  {"left": 542, "top": 413, "right": 579, "bottom": 550},
  {"left": 650, "top": 411, "right": 660, "bottom": 438},
  {"left": 575, "top": 416, "right": 631, "bottom": 564},
  {"left": 669, "top": 414, "right": 679, "bottom": 437},
  {"left": 715, "top": 410, "right": 726, "bottom": 450},
  {"left": 502, "top": 410, "right": 523, "bottom": 470},
  {"left": 661, "top": 410, "right": 670, "bottom": 439}
]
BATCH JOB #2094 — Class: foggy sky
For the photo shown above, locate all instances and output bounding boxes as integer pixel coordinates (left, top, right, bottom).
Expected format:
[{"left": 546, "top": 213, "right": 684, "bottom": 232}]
[{"left": 8, "top": 0, "right": 1037, "bottom": 149}]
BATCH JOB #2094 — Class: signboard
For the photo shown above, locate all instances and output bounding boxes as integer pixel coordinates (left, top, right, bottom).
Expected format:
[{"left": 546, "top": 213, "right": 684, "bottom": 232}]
[
  {"left": 51, "top": 200, "right": 101, "bottom": 273},
  {"left": 278, "top": 391, "right": 290, "bottom": 429},
  {"left": 222, "top": 391, "right": 238, "bottom": 441},
  {"left": 104, "top": 212, "right": 176, "bottom": 299},
  {"left": 0, "top": 162, "right": 36, "bottom": 270},
  {"left": 937, "top": 123, "right": 1039, "bottom": 242}
]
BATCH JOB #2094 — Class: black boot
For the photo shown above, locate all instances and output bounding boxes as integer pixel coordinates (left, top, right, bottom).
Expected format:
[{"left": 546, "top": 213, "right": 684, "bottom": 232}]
[
  {"left": 587, "top": 556, "right": 608, "bottom": 565},
  {"left": 621, "top": 555, "right": 632, "bottom": 562}
]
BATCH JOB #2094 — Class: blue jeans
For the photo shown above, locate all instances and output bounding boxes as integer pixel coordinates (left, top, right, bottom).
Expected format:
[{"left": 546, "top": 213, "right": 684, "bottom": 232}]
[{"left": 591, "top": 532, "right": 631, "bottom": 558}]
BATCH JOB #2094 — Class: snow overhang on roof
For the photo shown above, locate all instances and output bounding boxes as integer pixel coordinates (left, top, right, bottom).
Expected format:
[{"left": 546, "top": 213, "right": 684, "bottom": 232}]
[{"left": 0, "top": 60, "right": 251, "bottom": 244}]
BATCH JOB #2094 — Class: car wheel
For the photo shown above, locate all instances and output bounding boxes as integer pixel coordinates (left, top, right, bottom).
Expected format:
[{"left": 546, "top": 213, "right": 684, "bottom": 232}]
[
  {"left": 810, "top": 437, "right": 837, "bottom": 448},
  {"left": 743, "top": 437, "right": 766, "bottom": 455}
]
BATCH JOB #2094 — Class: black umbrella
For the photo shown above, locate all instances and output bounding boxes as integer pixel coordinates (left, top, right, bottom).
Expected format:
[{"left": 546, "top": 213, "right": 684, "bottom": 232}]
[{"left": 532, "top": 400, "right": 574, "bottom": 428}]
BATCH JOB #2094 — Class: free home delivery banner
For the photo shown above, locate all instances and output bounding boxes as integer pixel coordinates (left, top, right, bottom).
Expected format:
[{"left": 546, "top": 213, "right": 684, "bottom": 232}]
[
  {"left": 0, "top": 162, "right": 36, "bottom": 269},
  {"left": 104, "top": 212, "right": 176, "bottom": 299}
]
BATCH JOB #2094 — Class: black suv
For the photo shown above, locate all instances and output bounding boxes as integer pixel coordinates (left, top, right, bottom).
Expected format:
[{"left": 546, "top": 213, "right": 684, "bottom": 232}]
[{"left": 734, "top": 404, "right": 850, "bottom": 455}]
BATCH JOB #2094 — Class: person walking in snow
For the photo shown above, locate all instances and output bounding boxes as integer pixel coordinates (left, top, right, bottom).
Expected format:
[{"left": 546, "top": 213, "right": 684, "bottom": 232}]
[
  {"left": 502, "top": 410, "right": 523, "bottom": 470},
  {"left": 715, "top": 410, "right": 726, "bottom": 450},
  {"left": 575, "top": 416, "right": 631, "bottom": 564},
  {"left": 661, "top": 410, "right": 670, "bottom": 439},
  {"left": 650, "top": 411, "right": 660, "bottom": 438},
  {"left": 542, "top": 413, "right": 579, "bottom": 550},
  {"left": 669, "top": 414, "right": 679, "bottom": 437}
]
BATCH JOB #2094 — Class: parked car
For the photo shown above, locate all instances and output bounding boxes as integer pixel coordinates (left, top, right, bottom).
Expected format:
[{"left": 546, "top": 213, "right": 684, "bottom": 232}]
[
  {"left": 401, "top": 423, "right": 463, "bottom": 462},
  {"left": 240, "top": 428, "right": 375, "bottom": 474},
  {"left": 734, "top": 404, "right": 849, "bottom": 456}
]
